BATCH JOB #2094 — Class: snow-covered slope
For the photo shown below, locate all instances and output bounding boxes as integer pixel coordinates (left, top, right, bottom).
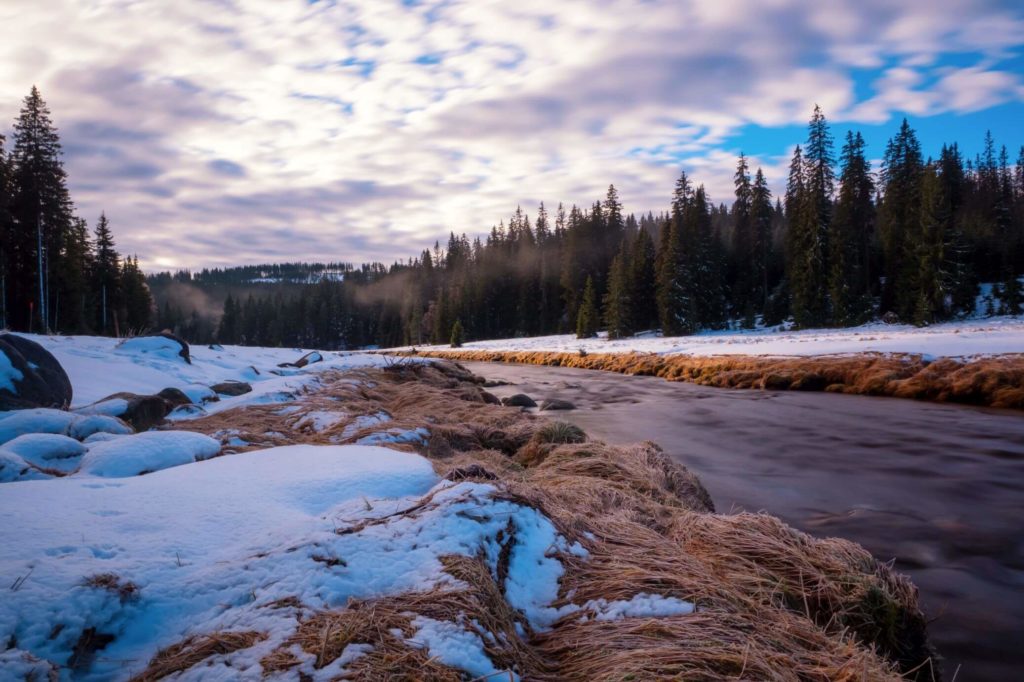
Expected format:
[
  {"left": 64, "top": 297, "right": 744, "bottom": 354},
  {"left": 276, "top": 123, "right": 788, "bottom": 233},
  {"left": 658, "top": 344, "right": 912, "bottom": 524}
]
[
  {"left": 397, "top": 316, "right": 1024, "bottom": 359},
  {"left": 22, "top": 334, "right": 387, "bottom": 408}
]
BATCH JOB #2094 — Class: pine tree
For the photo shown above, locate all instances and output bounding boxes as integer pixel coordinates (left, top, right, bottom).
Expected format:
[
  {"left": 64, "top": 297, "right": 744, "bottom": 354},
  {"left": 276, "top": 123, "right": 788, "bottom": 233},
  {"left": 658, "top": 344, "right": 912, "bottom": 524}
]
[
  {"left": 576, "top": 276, "right": 598, "bottom": 339},
  {"left": 788, "top": 105, "right": 833, "bottom": 327},
  {"left": 10, "top": 86, "right": 75, "bottom": 332},
  {"left": 603, "top": 249, "right": 632, "bottom": 339},
  {"left": 878, "top": 119, "right": 924, "bottom": 319},
  {"left": 731, "top": 154, "right": 754, "bottom": 322},
  {"left": 830, "top": 131, "right": 874, "bottom": 325},
  {"left": 0, "top": 133, "right": 12, "bottom": 330},
  {"left": 630, "top": 227, "right": 658, "bottom": 331},
  {"left": 92, "top": 213, "right": 121, "bottom": 334},
  {"left": 657, "top": 172, "right": 696, "bottom": 335},
  {"left": 121, "top": 256, "right": 153, "bottom": 332},
  {"left": 450, "top": 319, "right": 464, "bottom": 347},
  {"left": 750, "top": 168, "right": 773, "bottom": 318}
]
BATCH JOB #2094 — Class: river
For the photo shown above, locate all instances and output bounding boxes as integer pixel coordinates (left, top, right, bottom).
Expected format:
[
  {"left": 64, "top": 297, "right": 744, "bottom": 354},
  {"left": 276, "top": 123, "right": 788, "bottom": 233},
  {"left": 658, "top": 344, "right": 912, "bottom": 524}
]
[{"left": 462, "top": 361, "right": 1024, "bottom": 681}]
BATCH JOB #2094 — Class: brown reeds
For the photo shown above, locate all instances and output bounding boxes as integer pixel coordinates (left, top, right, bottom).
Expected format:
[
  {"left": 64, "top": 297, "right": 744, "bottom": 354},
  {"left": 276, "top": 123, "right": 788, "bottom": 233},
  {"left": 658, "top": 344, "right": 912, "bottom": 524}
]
[
  {"left": 130, "top": 631, "right": 267, "bottom": 681},
  {"left": 399, "top": 349, "right": 1024, "bottom": 409}
]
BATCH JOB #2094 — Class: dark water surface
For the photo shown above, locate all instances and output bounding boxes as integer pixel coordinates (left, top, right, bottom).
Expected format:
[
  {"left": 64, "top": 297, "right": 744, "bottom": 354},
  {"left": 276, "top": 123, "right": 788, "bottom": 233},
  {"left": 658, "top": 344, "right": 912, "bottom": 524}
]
[{"left": 462, "top": 361, "right": 1024, "bottom": 681}]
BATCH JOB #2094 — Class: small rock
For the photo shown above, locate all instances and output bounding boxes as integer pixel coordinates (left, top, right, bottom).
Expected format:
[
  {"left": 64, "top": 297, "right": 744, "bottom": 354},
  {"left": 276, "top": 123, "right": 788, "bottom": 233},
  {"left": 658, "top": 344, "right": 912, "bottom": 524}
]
[
  {"left": 211, "top": 381, "right": 253, "bottom": 397},
  {"left": 157, "top": 387, "right": 192, "bottom": 407},
  {"left": 539, "top": 398, "right": 576, "bottom": 411},
  {"left": 501, "top": 393, "right": 537, "bottom": 408},
  {"left": 278, "top": 351, "right": 323, "bottom": 369},
  {"left": 480, "top": 390, "right": 501, "bottom": 405}
]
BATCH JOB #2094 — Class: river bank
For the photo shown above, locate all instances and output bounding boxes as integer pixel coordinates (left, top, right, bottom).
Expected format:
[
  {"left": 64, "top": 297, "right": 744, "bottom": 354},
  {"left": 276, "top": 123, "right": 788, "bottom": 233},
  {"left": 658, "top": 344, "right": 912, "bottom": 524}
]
[{"left": 462, "top": 359, "right": 1024, "bottom": 680}]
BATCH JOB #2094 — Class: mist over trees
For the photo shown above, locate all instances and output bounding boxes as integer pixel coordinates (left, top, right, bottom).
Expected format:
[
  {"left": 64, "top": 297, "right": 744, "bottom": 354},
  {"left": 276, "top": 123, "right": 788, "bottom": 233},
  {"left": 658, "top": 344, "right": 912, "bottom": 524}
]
[{"left": 0, "top": 87, "right": 151, "bottom": 335}]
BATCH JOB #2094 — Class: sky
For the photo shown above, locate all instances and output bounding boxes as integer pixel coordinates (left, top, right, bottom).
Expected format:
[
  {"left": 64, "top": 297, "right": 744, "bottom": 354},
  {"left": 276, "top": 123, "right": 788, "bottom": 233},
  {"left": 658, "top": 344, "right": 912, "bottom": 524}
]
[{"left": 1, "top": 0, "right": 1023, "bottom": 271}]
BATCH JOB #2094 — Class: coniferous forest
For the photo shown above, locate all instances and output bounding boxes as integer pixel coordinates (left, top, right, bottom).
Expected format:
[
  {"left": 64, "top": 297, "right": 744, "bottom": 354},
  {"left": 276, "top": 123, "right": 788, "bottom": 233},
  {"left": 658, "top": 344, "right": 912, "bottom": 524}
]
[
  {"left": 0, "top": 87, "right": 151, "bottom": 336},
  {"left": 2, "top": 89, "right": 1022, "bottom": 349}
]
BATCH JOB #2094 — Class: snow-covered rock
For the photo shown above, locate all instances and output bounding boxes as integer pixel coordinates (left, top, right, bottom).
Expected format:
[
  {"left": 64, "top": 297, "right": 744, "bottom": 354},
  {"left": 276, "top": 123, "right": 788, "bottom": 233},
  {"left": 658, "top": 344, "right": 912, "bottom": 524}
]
[
  {"left": 116, "top": 333, "right": 191, "bottom": 364},
  {"left": 3, "top": 433, "right": 86, "bottom": 473},
  {"left": 76, "top": 430, "right": 222, "bottom": 477}
]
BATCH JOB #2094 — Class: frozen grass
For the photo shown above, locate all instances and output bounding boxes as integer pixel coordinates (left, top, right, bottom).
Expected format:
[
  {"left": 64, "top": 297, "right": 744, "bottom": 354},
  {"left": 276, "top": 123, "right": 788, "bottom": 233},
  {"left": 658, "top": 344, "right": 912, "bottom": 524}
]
[{"left": 406, "top": 348, "right": 1024, "bottom": 409}]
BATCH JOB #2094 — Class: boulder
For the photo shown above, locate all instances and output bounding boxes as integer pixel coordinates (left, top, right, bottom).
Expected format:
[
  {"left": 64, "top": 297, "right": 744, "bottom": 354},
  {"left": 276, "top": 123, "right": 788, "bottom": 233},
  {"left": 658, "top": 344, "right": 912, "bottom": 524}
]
[
  {"left": 157, "top": 387, "right": 192, "bottom": 407},
  {"left": 539, "top": 398, "right": 576, "bottom": 411},
  {"left": 211, "top": 381, "right": 253, "bottom": 397},
  {"left": 116, "top": 333, "right": 191, "bottom": 364},
  {"left": 87, "top": 392, "right": 174, "bottom": 432},
  {"left": 501, "top": 393, "right": 537, "bottom": 408},
  {"left": 480, "top": 390, "right": 501, "bottom": 405},
  {"left": 0, "top": 334, "right": 73, "bottom": 410},
  {"left": 278, "top": 351, "right": 323, "bottom": 369}
]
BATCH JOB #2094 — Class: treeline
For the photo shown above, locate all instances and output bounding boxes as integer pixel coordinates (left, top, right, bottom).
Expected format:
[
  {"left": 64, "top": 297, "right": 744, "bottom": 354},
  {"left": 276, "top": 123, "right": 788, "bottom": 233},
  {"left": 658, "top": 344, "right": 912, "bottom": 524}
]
[
  {"left": 0, "top": 87, "right": 152, "bottom": 335},
  {"left": 169, "top": 106, "right": 1021, "bottom": 349}
]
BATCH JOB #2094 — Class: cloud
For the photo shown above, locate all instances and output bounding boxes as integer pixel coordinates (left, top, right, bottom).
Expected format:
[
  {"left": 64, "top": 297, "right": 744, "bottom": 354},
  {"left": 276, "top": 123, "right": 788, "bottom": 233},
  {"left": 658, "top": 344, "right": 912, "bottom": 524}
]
[{"left": 0, "top": 0, "right": 1021, "bottom": 269}]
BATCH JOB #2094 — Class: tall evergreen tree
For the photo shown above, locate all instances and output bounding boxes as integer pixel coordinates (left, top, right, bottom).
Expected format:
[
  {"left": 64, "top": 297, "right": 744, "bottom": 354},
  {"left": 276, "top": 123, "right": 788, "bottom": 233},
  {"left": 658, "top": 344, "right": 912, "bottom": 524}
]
[
  {"left": 750, "top": 168, "right": 773, "bottom": 317},
  {"left": 603, "top": 248, "right": 633, "bottom": 339},
  {"left": 788, "top": 105, "right": 833, "bottom": 327},
  {"left": 830, "top": 131, "right": 874, "bottom": 325},
  {"left": 731, "top": 154, "right": 754, "bottom": 322},
  {"left": 92, "top": 213, "right": 121, "bottom": 334},
  {"left": 878, "top": 119, "right": 924, "bottom": 319},
  {"left": 9, "top": 86, "right": 75, "bottom": 331},
  {"left": 629, "top": 227, "right": 658, "bottom": 331},
  {"left": 576, "top": 276, "right": 598, "bottom": 339}
]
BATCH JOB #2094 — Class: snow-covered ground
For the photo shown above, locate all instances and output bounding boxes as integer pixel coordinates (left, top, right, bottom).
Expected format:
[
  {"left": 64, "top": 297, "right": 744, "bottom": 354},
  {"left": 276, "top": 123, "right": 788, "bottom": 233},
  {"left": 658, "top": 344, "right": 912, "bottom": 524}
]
[
  {"left": 397, "top": 315, "right": 1024, "bottom": 359},
  {"left": 1, "top": 444, "right": 589, "bottom": 679},
  {"left": 5, "top": 333, "right": 691, "bottom": 679},
  {"left": 24, "top": 334, "right": 387, "bottom": 408}
]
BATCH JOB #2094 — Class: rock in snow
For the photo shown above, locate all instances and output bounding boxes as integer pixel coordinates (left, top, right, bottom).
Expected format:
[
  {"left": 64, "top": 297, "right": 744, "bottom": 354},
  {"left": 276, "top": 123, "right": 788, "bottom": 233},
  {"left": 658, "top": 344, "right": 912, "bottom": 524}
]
[
  {"left": 210, "top": 380, "right": 253, "bottom": 397},
  {"left": 115, "top": 333, "right": 191, "bottom": 364},
  {"left": 501, "top": 393, "right": 537, "bottom": 408},
  {"left": 539, "top": 398, "right": 576, "bottom": 411},
  {"left": 0, "top": 334, "right": 73, "bottom": 410}
]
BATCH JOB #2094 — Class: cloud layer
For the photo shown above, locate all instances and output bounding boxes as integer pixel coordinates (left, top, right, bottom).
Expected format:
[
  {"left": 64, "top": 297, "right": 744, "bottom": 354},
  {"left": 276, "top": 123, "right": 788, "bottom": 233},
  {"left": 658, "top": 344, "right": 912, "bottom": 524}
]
[{"left": 1, "top": 0, "right": 1022, "bottom": 269}]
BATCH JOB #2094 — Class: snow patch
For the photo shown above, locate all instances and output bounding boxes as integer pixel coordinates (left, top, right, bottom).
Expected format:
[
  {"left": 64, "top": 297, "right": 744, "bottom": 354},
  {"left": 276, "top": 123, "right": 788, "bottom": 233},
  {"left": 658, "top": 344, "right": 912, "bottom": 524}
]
[{"left": 77, "top": 430, "right": 222, "bottom": 477}]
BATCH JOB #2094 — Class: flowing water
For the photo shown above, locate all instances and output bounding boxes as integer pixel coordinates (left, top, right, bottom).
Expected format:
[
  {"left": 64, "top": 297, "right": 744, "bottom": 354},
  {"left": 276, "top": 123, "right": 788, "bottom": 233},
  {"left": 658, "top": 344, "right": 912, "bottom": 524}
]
[{"left": 462, "top": 361, "right": 1024, "bottom": 681}]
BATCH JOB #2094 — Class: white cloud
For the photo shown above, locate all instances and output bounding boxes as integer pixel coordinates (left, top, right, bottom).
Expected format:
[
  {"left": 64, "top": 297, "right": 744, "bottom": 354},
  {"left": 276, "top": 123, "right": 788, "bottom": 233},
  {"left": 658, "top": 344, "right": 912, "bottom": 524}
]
[{"left": 0, "top": 0, "right": 1020, "bottom": 269}]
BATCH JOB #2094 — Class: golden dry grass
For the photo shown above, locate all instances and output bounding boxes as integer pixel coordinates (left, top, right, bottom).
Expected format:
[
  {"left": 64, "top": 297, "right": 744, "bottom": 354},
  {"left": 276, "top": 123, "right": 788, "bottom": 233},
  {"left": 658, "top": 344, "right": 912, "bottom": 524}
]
[
  {"left": 141, "top": 359, "right": 938, "bottom": 681},
  {"left": 130, "top": 631, "right": 267, "bottom": 681},
  {"left": 404, "top": 349, "right": 1024, "bottom": 410}
]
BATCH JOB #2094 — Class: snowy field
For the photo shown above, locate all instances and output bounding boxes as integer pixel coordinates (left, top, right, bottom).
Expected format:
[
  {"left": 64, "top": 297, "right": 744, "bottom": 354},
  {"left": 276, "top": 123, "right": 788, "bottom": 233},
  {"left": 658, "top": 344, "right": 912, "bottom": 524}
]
[
  {"left": 397, "top": 315, "right": 1024, "bottom": 359},
  {"left": 2, "top": 333, "right": 699, "bottom": 679}
]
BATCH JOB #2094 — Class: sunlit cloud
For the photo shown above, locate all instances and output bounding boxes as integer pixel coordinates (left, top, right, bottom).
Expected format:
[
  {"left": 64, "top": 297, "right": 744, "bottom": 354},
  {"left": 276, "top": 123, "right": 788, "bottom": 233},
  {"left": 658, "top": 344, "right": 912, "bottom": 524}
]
[{"left": 0, "top": 0, "right": 1021, "bottom": 269}]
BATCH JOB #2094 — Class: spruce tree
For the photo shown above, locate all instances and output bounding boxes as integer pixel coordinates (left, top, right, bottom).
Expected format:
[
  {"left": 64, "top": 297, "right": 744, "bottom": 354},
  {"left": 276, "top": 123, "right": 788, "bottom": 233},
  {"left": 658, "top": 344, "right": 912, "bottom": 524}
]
[
  {"left": 830, "top": 131, "right": 874, "bottom": 325},
  {"left": 630, "top": 227, "right": 658, "bottom": 331},
  {"left": 92, "top": 213, "right": 121, "bottom": 334},
  {"left": 657, "top": 172, "right": 696, "bottom": 335},
  {"left": 576, "top": 276, "right": 598, "bottom": 339},
  {"left": 731, "top": 154, "right": 754, "bottom": 321},
  {"left": 450, "top": 319, "right": 464, "bottom": 347},
  {"left": 750, "top": 168, "right": 773, "bottom": 317},
  {"left": 603, "top": 249, "right": 632, "bottom": 339},
  {"left": 878, "top": 119, "right": 924, "bottom": 319},
  {"left": 0, "top": 134, "right": 11, "bottom": 330},
  {"left": 10, "top": 86, "right": 75, "bottom": 332},
  {"left": 788, "top": 105, "right": 833, "bottom": 327}
]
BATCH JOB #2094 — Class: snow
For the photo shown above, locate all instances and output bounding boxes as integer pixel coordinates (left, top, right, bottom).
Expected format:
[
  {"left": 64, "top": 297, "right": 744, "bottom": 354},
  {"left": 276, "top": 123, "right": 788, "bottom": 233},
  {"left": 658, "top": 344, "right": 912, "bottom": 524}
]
[
  {"left": 340, "top": 411, "right": 391, "bottom": 439},
  {"left": 579, "top": 593, "right": 695, "bottom": 622},
  {"left": 18, "top": 334, "right": 397, "bottom": 408},
  {"left": 77, "top": 431, "right": 222, "bottom": 477},
  {"left": 0, "top": 408, "right": 131, "bottom": 446},
  {"left": 294, "top": 410, "right": 347, "bottom": 433},
  {"left": 0, "top": 446, "right": 597, "bottom": 680},
  {"left": 408, "top": 615, "right": 511, "bottom": 680},
  {"left": 3, "top": 433, "right": 86, "bottom": 473},
  {"left": 394, "top": 315, "right": 1024, "bottom": 360},
  {"left": 355, "top": 426, "right": 429, "bottom": 447}
]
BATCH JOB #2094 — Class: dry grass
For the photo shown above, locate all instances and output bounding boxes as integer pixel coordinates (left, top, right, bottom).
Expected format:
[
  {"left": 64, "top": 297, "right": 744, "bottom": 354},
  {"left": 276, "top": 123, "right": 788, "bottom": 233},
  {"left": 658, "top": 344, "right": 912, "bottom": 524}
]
[
  {"left": 141, "top": 358, "right": 938, "bottom": 681},
  {"left": 129, "top": 631, "right": 267, "bottom": 681},
  {"left": 82, "top": 573, "right": 139, "bottom": 602},
  {"left": 404, "top": 349, "right": 1024, "bottom": 410}
]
